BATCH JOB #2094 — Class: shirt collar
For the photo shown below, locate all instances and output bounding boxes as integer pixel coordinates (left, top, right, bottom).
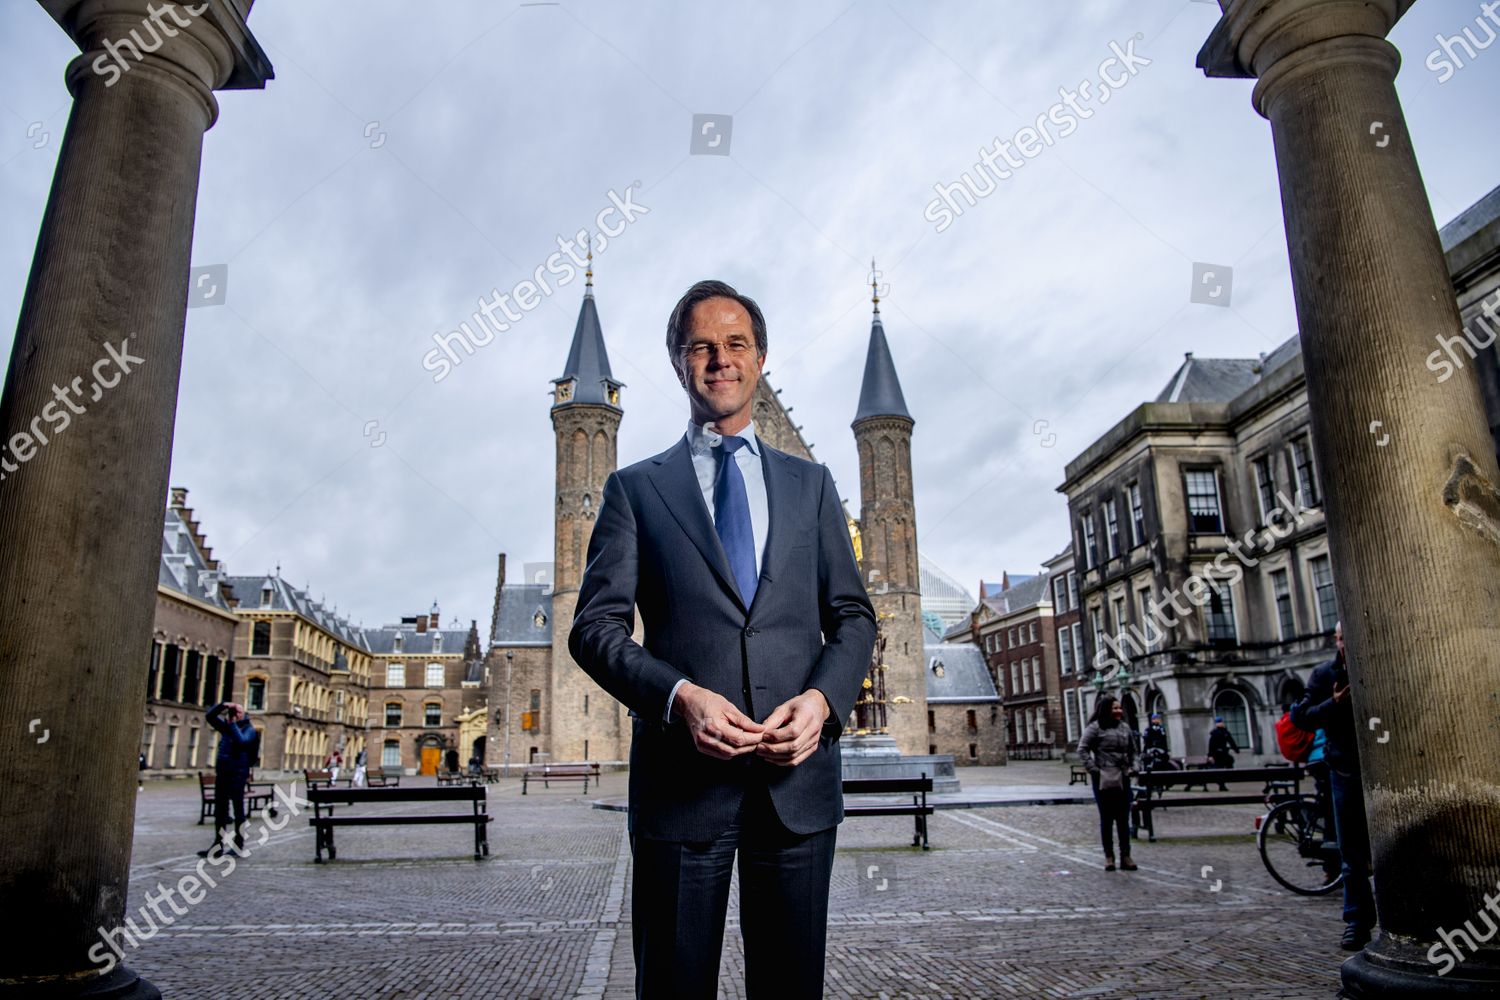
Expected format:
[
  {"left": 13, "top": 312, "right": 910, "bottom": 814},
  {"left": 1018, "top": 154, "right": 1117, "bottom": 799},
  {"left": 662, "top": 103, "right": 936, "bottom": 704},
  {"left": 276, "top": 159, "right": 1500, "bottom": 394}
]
[{"left": 686, "top": 418, "right": 760, "bottom": 457}]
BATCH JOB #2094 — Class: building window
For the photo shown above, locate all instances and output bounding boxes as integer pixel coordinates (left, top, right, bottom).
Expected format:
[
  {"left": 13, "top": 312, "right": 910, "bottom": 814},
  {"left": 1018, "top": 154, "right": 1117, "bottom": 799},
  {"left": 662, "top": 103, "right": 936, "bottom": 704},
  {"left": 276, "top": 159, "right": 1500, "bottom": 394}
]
[
  {"left": 1291, "top": 435, "right": 1320, "bottom": 509},
  {"left": 141, "top": 724, "right": 156, "bottom": 768},
  {"left": 187, "top": 726, "right": 200, "bottom": 766},
  {"left": 247, "top": 677, "right": 266, "bottom": 712},
  {"left": 1029, "top": 622, "right": 1038, "bottom": 643},
  {"left": 393, "top": 633, "right": 403, "bottom": 653},
  {"left": 1089, "top": 609, "right": 1105, "bottom": 670},
  {"left": 1058, "top": 627, "right": 1073, "bottom": 675},
  {"left": 382, "top": 740, "right": 401, "bottom": 768},
  {"left": 424, "top": 703, "right": 441, "bottom": 727},
  {"left": 1064, "top": 695, "right": 1078, "bottom": 741},
  {"left": 1128, "top": 481, "right": 1145, "bottom": 546},
  {"left": 1030, "top": 657, "right": 1041, "bottom": 691},
  {"left": 966, "top": 709, "right": 977, "bottom": 730},
  {"left": 1072, "top": 623, "right": 1083, "bottom": 669},
  {"left": 251, "top": 621, "right": 271, "bottom": 656},
  {"left": 1271, "top": 569, "right": 1296, "bottom": 640},
  {"left": 1253, "top": 456, "right": 1277, "bottom": 526},
  {"left": 1068, "top": 571, "right": 1079, "bottom": 608},
  {"left": 1185, "top": 470, "right": 1224, "bottom": 534},
  {"left": 425, "top": 663, "right": 443, "bottom": 688},
  {"left": 386, "top": 663, "right": 405, "bottom": 687},
  {"left": 160, "top": 645, "right": 181, "bottom": 701},
  {"left": 1053, "top": 576, "right": 1069, "bottom": 613},
  {"left": 1137, "top": 586, "right": 1155, "bottom": 651},
  {"left": 147, "top": 641, "right": 161, "bottom": 699},
  {"left": 1214, "top": 689, "right": 1252, "bottom": 751},
  {"left": 166, "top": 725, "right": 179, "bottom": 768},
  {"left": 968, "top": 743, "right": 978, "bottom": 760},
  {"left": 1206, "top": 583, "right": 1237, "bottom": 643},
  {"left": 927, "top": 709, "right": 935, "bottom": 733},
  {"left": 1111, "top": 595, "right": 1127, "bottom": 642},
  {"left": 1310, "top": 555, "right": 1338, "bottom": 631},
  {"left": 1104, "top": 498, "right": 1120, "bottom": 559},
  {"left": 1080, "top": 511, "right": 1098, "bottom": 569},
  {"left": 1008, "top": 627, "right": 1017, "bottom": 647},
  {"left": 385, "top": 703, "right": 402, "bottom": 728},
  {"left": 260, "top": 585, "right": 273, "bottom": 608},
  {"left": 1010, "top": 662, "right": 1021, "bottom": 695}
]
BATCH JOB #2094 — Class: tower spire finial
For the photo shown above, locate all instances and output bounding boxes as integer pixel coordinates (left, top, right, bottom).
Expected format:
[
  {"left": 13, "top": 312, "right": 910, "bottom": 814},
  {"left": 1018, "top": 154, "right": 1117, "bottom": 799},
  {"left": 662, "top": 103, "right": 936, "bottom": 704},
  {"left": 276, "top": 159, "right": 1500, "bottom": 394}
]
[
  {"left": 585, "top": 246, "right": 594, "bottom": 295},
  {"left": 869, "top": 257, "right": 882, "bottom": 314}
]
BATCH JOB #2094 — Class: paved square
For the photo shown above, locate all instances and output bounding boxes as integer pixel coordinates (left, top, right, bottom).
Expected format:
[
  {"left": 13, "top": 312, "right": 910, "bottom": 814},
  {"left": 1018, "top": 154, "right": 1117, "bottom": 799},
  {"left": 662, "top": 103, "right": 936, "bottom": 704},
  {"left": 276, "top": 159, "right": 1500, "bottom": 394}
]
[{"left": 118, "top": 765, "right": 1347, "bottom": 998}]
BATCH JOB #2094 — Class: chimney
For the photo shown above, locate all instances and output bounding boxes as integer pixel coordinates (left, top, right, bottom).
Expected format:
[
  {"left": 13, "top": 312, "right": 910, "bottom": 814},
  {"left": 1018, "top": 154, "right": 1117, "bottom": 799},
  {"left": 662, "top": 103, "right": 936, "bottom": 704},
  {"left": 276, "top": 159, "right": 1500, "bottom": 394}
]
[
  {"left": 415, "top": 614, "right": 427, "bottom": 634},
  {"left": 430, "top": 600, "right": 441, "bottom": 631}
]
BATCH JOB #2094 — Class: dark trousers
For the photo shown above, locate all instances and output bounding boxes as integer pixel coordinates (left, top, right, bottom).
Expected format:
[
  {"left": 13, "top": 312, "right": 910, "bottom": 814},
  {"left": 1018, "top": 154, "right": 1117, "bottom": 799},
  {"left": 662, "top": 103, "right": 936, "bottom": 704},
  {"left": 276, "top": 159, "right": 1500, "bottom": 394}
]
[
  {"left": 629, "top": 781, "right": 837, "bottom": 1000},
  {"left": 212, "top": 769, "right": 248, "bottom": 846},
  {"left": 1095, "top": 785, "right": 1131, "bottom": 857},
  {"left": 1329, "top": 767, "right": 1375, "bottom": 929}
]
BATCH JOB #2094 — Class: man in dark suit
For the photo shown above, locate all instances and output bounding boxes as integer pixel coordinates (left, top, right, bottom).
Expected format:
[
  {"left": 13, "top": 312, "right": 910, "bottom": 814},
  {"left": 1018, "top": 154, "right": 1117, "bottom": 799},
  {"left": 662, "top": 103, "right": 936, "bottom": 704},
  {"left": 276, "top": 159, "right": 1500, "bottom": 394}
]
[{"left": 570, "top": 279, "right": 876, "bottom": 999}]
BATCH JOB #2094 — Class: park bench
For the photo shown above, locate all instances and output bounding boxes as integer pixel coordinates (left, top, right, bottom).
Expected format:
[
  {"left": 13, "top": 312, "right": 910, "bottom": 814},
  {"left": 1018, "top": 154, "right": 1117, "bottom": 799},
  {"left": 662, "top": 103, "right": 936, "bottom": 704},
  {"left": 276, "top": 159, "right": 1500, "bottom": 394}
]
[
  {"left": 480, "top": 766, "right": 501, "bottom": 784},
  {"left": 521, "top": 762, "right": 600, "bottom": 794},
  {"left": 1132, "top": 764, "right": 1304, "bottom": 842},
  {"left": 365, "top": 767, "right": 400, "bottom": 787},
  {"left": 303, "top": 769, "right": 353, "bottom": 791},
  {"left": 197, "top": 772, "right": 275, "bottom": 823},
  {"left": 306, "top": 785, "right": 491, "bottom": 862},
  {"left": 842, "top": 774, "right": 934, "bottom": 850},
  {"left": 436, "top": 769, "right": 477, "bottom": 786},
  {"left": 1063, "top": 751, "right": 1088, "bottom": 786}
]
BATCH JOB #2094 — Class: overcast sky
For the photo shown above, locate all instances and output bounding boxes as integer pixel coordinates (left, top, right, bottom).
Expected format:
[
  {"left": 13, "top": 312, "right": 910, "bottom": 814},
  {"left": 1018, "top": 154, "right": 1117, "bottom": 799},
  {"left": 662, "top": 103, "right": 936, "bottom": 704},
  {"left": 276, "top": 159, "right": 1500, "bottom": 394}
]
[{"left": 3, "top": 1, "right": 1498, "bottom": 632}]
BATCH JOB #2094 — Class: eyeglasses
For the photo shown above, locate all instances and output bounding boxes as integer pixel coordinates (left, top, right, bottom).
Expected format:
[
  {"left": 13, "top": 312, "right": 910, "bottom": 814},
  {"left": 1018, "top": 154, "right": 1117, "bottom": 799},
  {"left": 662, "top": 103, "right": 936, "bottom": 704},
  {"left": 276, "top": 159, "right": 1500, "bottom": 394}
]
[{"left": 680, "top": 340, "right": 753, "bottom": 361}]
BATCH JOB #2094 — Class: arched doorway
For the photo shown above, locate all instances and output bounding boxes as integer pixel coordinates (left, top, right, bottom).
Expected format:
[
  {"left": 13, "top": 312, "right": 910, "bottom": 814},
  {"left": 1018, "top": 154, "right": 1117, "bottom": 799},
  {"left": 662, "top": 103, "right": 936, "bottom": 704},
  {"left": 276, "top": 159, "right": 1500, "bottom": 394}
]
[
  {"left": 1213, "top": 688, "right": 1253, "bottom": 753},
  {"left": 416, "top": 734, "right": 445, "bottom": 776},
  {"left": 1277, "top": 675, "right": 1305, "bottom": 711},
  {"left": 473, "top": 735, "right": 486, "bottom": 763},
  {"left": 444, "top": 748, "right": 460, "bottom": 774}
]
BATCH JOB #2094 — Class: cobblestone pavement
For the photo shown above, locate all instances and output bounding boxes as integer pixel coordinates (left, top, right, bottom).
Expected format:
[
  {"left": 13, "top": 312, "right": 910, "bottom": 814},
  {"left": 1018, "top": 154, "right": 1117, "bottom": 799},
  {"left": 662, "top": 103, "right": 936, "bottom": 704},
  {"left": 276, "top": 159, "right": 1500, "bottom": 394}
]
[{"left": 116, "top": 766, "right": 1348, "bottom": 998}]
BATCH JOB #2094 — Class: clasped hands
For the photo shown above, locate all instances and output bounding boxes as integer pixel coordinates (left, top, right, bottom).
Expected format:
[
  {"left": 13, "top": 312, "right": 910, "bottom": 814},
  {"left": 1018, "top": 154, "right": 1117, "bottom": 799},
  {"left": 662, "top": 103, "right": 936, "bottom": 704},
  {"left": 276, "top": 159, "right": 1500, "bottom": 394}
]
[{"left": 673, "top": 683, "right": 828, "bottom": 767}]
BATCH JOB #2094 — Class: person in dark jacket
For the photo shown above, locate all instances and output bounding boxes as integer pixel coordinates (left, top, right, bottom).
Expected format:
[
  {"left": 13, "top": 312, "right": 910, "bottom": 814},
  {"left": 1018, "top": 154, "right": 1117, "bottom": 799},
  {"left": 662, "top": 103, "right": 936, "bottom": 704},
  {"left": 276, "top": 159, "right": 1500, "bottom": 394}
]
[
  {"left": 198, "top": 701, "right": 260, "bottom": 858},
  {"left": 1142, "top": 713, "right": 1170, "bottom": 771},
  {"left": 1206, "top": 717, "right": 1240, "bottom": 790},
  {"left": 1077, "top": 695, "right": 1138, "bottom": 871},
  {"left": 1291, "top": 622, "right": 1374, "bottom": 951}
]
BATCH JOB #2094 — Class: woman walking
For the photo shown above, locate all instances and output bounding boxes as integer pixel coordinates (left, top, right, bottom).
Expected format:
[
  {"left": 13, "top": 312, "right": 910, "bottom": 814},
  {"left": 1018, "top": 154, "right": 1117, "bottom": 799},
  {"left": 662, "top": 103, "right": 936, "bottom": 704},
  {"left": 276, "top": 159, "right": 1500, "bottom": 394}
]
[{"left": 1078, "top": 694, "right": 1138, "bottom": 871}]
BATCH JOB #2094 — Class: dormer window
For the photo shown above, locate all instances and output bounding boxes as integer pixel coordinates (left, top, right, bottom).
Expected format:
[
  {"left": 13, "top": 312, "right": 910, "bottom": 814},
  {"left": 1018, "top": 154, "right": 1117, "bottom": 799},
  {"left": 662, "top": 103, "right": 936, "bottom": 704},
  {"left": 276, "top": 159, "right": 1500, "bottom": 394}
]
[
  {"left": 260, "top": 586, "right": 272, "bottom": 608},
  {"left": 555, "top": 379, "right": 575, "bottom": 403},
  {"left": 607, "top": 385, "right": 620, "bottom": 406},
  {"left": 393, "top": 633, "right": 403, "bottom": 653},
  {"left": 930, "top": 657, "right": 945, "bottom": 678},
  {"left": 534, "top": 610, "right": 548, "bottom": 628},
  {"left": 433, "top": 631, "right": 443, "bottom": 652}
]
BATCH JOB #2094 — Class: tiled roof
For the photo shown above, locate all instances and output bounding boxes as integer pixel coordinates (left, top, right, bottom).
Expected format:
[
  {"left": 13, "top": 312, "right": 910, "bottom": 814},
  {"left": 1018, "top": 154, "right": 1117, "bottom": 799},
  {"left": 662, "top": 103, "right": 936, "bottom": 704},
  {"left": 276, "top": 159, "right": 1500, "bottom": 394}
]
[
  {"left": 924, "top": 635, "right": 998, "bottom": 702},
  {"left": 491, "top": 584, "right": 554, "bottom": 645},
  {"left": 853, "top": 313, "right": 912, "bottom": 421},
  {"left": 160, "top": 509, "right": 232, "bottom": 611},
  {"left": 224, "top": 574, "right": 371, "bottom": 649},
  {"left": 1154, "top": 336, "right": 1301, "bottom": 404}
]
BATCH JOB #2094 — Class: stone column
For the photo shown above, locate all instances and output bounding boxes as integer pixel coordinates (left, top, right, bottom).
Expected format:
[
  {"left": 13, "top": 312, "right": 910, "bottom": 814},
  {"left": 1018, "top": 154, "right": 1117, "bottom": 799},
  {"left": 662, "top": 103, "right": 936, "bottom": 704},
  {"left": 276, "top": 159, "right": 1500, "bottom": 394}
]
[
  {"left": 0, "top": 3, "right": 269, "bottom": 997},
  {"left": 1200, "top": 1, "right": 1500, "bottom": 994}
]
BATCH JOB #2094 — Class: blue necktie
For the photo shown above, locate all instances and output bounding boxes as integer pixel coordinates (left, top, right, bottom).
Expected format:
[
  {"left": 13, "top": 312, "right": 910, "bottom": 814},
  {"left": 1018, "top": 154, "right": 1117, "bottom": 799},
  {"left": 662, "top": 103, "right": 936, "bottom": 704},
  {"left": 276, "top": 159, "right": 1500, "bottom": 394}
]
[{"left": 713, "top": 436, "right": 758, "bottom": 606}]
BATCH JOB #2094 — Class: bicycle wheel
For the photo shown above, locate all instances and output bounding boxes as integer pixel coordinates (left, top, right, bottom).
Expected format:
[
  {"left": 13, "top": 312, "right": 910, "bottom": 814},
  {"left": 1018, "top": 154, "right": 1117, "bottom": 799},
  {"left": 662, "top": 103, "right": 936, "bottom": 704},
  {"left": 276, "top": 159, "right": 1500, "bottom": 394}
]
[{"left": 1258, "top": 798, "right": 1343, "bottom": 896}]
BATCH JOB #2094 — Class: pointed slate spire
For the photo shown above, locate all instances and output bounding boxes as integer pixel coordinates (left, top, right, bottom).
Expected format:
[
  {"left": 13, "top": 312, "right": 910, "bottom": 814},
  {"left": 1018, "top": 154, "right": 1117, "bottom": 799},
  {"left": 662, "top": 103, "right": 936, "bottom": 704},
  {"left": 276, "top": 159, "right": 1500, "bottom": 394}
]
[
  {"left": 854, "top": 260, "right": 912, "bottom": 422},
  {"left": 552, "top": 249, "right": 623, "bottom": 410}
]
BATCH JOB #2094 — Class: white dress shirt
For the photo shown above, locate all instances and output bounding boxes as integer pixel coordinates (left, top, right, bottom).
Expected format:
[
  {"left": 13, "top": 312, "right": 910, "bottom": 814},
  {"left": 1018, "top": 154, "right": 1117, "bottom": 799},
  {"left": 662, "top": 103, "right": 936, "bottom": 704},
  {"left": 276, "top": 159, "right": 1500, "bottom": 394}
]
[{"left": 665, "top": 418, "right": 770, "bottom": 720}]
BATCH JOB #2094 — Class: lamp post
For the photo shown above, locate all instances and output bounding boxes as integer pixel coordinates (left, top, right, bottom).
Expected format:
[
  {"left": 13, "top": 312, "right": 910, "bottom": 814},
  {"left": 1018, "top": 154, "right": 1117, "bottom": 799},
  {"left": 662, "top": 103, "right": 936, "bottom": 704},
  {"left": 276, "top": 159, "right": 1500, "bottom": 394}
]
[{"left": 503, "top": 650, "right": 514, "bottom": 778}]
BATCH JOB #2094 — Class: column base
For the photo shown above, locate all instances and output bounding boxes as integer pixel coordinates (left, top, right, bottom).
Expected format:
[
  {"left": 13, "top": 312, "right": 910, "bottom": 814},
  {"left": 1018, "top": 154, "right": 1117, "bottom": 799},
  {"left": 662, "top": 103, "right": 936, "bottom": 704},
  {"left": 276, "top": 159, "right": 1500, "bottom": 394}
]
[
  {"left": 1342, "top": 937, "right": 1500, "bottom": 997},
  {"left": 0, "top": 967, "right": 161, "bottom": 1000}
]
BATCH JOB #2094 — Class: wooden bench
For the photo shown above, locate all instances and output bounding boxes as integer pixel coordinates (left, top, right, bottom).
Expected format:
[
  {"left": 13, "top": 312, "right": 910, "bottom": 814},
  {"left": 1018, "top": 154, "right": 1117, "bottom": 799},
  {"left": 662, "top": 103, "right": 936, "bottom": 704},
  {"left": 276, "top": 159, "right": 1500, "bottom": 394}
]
[
  {"left": 436, "top": 769, "right": 477, "bottom": 786},
  {"left": 366, "top": 767, "right": 400, "bottom": 788},
  {"left": 306, "top": 785, "right": 491, "bottom": 862},
  {"left": 197, "top": 772, "right": 275, "bottom": 823},
  {"left": 480, "top": 766, "right": 501, "bottom": 784},
  {"left": 522, "top": 762, "right": 600, "bottom": 794},
  {"left": 303, "top": 769, "right": 353, "bottom": 791},
  {"left": 842, "top": 775, "right": 934, "bottom": 850},
  {"left": 1063, "top": 751, "right": 1089, "bottom": 786},
  {"left": 1133, "top": 765, "right": 1304, "bottom": 842}
]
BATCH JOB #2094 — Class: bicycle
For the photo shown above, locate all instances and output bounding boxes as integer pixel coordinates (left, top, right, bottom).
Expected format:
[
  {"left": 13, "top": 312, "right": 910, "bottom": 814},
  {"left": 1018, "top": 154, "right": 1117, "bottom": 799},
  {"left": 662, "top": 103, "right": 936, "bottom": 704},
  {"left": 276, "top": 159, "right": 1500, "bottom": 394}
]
[{"left": 1256, "top": 762, "right": 1343, "bottom": 896}]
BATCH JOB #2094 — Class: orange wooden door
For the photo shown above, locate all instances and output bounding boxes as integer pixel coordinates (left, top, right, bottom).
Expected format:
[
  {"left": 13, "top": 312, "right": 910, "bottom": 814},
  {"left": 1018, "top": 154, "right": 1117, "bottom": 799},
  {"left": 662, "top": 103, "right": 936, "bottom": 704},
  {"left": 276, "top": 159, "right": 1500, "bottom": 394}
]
[{"left": 419, "top": 746, "right": 441, "bottom": 776}]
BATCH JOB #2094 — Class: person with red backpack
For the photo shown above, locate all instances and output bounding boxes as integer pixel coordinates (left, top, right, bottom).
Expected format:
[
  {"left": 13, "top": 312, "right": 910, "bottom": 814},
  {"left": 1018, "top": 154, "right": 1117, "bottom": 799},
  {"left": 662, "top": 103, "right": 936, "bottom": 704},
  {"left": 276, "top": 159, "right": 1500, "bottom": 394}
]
[{"left": 1291, "top": 622, "right": 1374, "bottom": 952}]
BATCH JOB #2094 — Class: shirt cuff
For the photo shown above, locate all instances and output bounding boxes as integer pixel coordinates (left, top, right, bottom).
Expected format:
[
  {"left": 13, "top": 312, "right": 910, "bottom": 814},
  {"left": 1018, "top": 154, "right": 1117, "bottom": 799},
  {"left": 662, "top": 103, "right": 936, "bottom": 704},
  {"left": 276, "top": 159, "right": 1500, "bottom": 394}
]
[{"left": 664, "top": 678, "right": 689, "bottom": 722}]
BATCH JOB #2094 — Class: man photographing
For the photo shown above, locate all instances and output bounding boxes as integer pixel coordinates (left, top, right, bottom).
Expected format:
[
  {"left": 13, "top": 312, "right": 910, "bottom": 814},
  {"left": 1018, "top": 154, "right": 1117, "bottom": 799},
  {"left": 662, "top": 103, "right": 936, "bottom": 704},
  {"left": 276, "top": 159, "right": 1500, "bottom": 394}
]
[
  {"left": 570, "top": 279, "right": 876, "bottom": 998},
  {"left": 197, "top": 701, "right": 260, "bottom": 858}
]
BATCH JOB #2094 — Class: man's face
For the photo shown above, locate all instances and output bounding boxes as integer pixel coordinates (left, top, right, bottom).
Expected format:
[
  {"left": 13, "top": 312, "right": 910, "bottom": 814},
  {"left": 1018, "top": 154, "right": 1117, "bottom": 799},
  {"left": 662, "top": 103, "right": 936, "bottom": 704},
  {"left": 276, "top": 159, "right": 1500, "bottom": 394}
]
[{"left": 673, "top": 297, "right": 764, "bottom": 429}]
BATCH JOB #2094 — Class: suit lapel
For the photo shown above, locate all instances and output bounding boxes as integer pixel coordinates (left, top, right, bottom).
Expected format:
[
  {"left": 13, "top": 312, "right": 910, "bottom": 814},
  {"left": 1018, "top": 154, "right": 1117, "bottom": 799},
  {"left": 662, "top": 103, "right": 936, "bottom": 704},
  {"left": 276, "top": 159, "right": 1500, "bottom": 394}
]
[
  {"left": 750, "top": 443, "right": 801, "bottom": 616},
  {"left": 648, "top": 439, "right": 746, "bottom": 610}
]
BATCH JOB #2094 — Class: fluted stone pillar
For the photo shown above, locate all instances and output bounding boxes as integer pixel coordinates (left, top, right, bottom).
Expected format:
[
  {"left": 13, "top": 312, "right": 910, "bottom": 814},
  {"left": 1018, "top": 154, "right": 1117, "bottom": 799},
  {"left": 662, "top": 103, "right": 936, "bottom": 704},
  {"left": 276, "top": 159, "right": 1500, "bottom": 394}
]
[
  {"left": 0, "top": 3, "right": 269, "bottom": 997},
  {"left": 1200, "top": 1, "right": 1500, "bottom": 993}
]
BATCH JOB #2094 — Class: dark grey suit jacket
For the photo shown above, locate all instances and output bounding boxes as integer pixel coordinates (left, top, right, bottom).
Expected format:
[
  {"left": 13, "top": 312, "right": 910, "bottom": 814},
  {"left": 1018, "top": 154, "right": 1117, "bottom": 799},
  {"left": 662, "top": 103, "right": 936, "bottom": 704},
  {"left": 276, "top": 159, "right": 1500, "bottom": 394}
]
[{"left": 569, "top": 436, "right": 877, "bottom": 841}]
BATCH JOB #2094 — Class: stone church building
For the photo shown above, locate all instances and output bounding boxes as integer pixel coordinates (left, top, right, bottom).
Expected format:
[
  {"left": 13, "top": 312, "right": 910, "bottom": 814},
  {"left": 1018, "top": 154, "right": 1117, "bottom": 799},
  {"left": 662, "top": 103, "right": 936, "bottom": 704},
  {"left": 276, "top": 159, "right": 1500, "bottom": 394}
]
[{"left": 479, "top": 272, "right": 930, "bottom": 766}]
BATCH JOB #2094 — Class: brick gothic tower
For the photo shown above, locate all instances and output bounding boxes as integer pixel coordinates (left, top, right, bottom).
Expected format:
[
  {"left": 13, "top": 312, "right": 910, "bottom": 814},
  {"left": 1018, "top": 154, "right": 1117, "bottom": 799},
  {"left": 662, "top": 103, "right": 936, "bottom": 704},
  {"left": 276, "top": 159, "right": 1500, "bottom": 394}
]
[
  {"left": 851, "top": 280, "right": 927, "bottom": 755},
  {"left": 549, "top": 260, "right": 624, "bottom": 763}
]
